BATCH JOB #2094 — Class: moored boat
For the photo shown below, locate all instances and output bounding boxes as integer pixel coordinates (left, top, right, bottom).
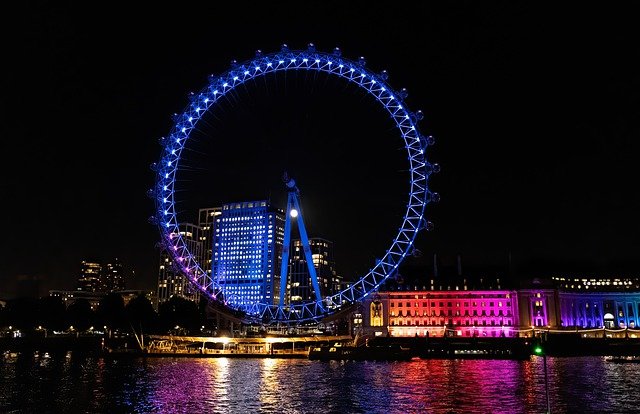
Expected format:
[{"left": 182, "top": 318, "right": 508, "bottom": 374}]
[
  {"left": 308, "top": 343, "right": 412, "bottom": 361},
  {"left": 604, "top": 355, "right": 640, "bottom": 363}
]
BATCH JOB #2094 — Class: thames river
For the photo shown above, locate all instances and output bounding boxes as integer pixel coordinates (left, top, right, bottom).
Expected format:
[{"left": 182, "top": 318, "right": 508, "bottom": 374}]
[{"left": 1, "top": 352, "right": 639, "bottom": 413}]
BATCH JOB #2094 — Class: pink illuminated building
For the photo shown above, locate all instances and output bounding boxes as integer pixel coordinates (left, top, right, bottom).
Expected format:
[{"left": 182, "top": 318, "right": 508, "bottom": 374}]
[{"left": 362, "top": 287, "right": 559, "bottom": 337}]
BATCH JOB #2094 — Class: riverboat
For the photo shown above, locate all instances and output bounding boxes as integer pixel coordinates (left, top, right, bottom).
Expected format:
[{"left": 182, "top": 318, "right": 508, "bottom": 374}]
[
  {"left": 308, "top": 343, "right": 413, "bottom": 361},
  {"left": 417, "top": 338, "right": 532, "bottom": 360},
  {"left": 604, "top": 355, "right": 640, "bottom": 363}
]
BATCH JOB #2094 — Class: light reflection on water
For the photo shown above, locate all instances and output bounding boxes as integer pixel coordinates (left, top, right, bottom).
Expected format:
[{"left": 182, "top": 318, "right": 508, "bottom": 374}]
[{"left": 2, "top": 353, "right": 640, "bottom": 413}]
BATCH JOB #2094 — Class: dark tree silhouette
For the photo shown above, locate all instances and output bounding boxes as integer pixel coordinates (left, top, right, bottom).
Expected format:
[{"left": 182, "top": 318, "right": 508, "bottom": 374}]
[
  {"left": 38, "top": 296, "right": 66, "bottom": 331},
  {"left": 158, "top": 296, "right": 201, "bottom": 334},
  {"left": 124, "top": 294, "right": 158, "bottom": 334},
  {"left": 4, "top": 298, "right": 39, "bottom": 330},
  {"left": 66, "top": 299, "right": 93, "bottom": 331},
  {"left": 97, "top": 292, "right": 126, "bottom": 330}
]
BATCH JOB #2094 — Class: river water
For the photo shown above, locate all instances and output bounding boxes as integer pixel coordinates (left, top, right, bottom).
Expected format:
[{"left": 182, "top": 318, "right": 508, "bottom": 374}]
[{"left": 1, "top": 352, "right": 638, "bottom": 413}]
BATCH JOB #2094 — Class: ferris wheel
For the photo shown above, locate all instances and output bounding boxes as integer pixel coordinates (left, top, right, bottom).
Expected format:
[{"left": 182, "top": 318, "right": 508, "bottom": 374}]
[{"left": 151, "top": 44, "right": 439, "bottom": 323}]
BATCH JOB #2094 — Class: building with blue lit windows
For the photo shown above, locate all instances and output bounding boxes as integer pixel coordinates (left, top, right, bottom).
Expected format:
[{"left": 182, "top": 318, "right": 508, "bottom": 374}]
[{"left": 212, "top": 200, "right": 285, "bottom": 307}]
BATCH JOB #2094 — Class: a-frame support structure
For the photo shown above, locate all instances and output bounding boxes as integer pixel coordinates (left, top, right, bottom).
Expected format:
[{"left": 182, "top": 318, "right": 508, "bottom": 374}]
[{"left": 278, "top": 173, "right": 325, "bottom": 312}]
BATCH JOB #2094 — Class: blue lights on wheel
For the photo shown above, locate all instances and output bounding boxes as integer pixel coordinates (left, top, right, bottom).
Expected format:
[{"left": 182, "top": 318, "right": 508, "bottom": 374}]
[{"left": 153, "top": 46, "right": 438, "bottom": 322}]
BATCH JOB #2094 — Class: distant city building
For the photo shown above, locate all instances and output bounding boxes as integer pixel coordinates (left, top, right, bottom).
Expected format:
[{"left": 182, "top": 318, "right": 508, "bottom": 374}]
[
  {"left": 50, "top": 290, "right": 104, "bottom": 311},
  {"left": 101, "top": 258, "right": 126, "bottom": 292},
  {"left": 157, "top": 223, "right": 203, "bottom": 306},
  {"left": 339, "top": 280, "right": 353, "bottom": 292},
  {"left": 212, "top": 200, "right": 285, "bottom": 307},
  {"left": 49, "top": 289, "right": 157, "bottom": 312},
  {"left": 77, "top": 261, "right": 102, "bottom": 292},
  {"left": 119, "top": 290, "right": 158, "bottom": 309},
  {"left": 288, "top": 238, "right": 340, "bottom": 304},
  {"left": 198, "top": 207, "right": 222, "bottom": 279}
]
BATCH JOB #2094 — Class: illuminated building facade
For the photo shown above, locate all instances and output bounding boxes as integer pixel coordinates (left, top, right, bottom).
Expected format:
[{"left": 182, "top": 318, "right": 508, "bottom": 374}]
[
  {"left": 359, "top": 282, "right": 640, "bottom": 336},
  {"left": 516, "top": 288, "right": 559, "bottom": 328},
  {"left": 77, "top": 261, "right": 102, "bottom": 292},
  {"left": 288, "top": 238, "right": 338, "bottom": 304},
  {"left": 551, "top": 276, "right": 640, "bottom": 329},
  {"left": 558, "top": 291, "right": 640, "bottom": 329},
  {"left": 157, "top": 223, "right": 203, "bottom": 305},
  {"left": 363, "top": 290, "right": 521, "bottom": 337},
  {"left": 212, "top": 200, "right": 285, "bottom": 306}
]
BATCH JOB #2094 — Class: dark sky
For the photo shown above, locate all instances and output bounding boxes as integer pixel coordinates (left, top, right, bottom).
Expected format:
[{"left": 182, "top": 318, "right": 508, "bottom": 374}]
[{"left": 2, "top": 2, "right": 640, "bottom": 298}]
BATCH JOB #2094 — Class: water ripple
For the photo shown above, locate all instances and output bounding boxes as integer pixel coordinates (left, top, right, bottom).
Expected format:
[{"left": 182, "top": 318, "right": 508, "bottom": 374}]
[{"left": 2, "top": 353, "right": 640, "bottom": 413}]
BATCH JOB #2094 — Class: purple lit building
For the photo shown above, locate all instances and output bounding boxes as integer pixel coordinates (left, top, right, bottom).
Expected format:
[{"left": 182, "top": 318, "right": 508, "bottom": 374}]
[
  {"left": 558, "top": 292, "right": 640, "bottom": 329},
  {"left": 551, "top": 276, "right": 640, "bottom": 329}
]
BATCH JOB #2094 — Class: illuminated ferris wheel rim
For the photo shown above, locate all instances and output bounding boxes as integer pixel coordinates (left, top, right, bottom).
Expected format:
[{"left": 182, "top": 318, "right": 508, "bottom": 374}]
[{"left": 152, "top": 44, "right": 439, "bottom": 322}]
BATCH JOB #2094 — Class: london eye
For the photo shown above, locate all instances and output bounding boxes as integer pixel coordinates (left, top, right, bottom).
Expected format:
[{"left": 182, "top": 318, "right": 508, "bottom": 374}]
[{"left": 151, "top": 44, "right": 439, "bottom": 323}]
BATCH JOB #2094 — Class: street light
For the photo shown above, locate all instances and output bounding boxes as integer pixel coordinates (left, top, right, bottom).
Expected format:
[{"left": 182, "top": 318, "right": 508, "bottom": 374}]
[{"left": 534, "top": 345, "right": 551, "bottom": 414}]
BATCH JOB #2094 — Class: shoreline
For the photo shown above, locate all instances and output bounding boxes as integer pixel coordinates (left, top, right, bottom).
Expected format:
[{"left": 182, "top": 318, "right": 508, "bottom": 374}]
[{"left": 5, "top": 334, "right": 640, "bottom": 359}]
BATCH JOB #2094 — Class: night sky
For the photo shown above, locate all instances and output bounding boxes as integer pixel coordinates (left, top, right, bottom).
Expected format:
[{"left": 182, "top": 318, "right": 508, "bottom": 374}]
[{"left": 2, "top": 2, "right": 640, "bottom": 298}]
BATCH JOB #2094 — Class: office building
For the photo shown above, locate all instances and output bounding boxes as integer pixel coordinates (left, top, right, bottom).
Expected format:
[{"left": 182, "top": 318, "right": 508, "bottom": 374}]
[
  {"left": 157, "top": 223, "right": 203, "bottom": 305},
  {"left": 77, "top": 261, "right": 102, "bottom": 292},
  {"left": 198, "top": 207, "right": 222, "bottom": 279},
  {"left": 212, "top": 200, "right": 285, "bottom": 307},
  {"left": 101, "top": 258, "right": 126, "bottom": 292},
  {"left": 288, "top": 238, "right": 339, "bottom": 304}
]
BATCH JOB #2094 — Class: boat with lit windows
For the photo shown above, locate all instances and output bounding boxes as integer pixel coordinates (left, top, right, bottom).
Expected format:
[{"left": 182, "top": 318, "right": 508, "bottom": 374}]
[
  {"left": 417, "top": 337, "right": 533, "bottom": 360},
  {"left": 604, "top": 355, "right": 640, "bottom": 363},
  {"left": 308, "top": 343, "right": 412, "bottom": 361}
]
